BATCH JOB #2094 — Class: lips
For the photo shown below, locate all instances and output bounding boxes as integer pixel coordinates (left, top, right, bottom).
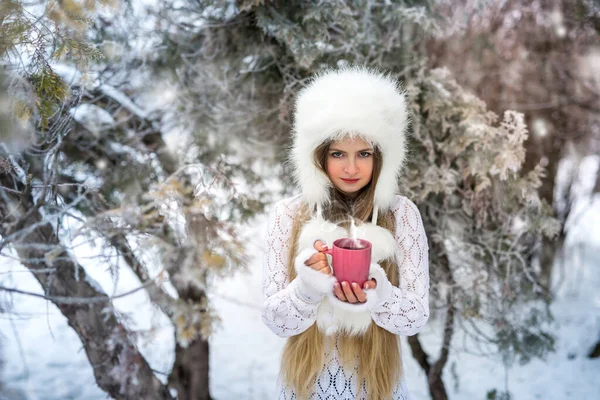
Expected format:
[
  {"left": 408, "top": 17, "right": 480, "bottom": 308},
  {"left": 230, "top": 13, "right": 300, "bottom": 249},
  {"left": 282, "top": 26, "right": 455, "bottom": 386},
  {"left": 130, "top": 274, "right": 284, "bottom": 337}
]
[{"left": 341, "top": 178, "right": 360, "bottom": 184}]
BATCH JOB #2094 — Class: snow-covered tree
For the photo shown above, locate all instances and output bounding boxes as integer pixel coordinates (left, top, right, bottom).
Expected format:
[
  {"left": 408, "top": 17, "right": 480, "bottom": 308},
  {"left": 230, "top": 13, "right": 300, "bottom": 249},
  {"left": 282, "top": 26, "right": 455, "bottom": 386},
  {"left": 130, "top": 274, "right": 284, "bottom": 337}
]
[
  {"left": 404, "top": 67, "right": 560, "bottom": 399},
  {"left": 426, "top": 0, "right": 600, "bottom": 289},
  {"left": 1, "top": 1, "right": 262, "bottom": 399},
  {"left": 2, "top": 2, "right": 173, "bottom": 398}
]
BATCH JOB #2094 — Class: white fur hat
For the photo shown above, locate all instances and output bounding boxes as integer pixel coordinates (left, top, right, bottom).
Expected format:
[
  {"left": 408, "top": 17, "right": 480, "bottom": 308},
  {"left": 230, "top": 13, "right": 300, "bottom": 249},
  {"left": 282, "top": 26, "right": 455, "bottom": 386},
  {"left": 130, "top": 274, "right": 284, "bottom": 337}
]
[{"left": 290, "top": 66, "right": 409, "bottom": 215}]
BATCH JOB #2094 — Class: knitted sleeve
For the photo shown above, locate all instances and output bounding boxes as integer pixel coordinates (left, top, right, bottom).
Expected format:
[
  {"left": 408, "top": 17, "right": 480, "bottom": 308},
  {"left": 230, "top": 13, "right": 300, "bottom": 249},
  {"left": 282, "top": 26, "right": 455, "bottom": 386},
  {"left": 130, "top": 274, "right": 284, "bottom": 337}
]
[
  {"left": 261, "top": 198, "right": 327, "bottom": 338},
  {"left": 370, "top": 197, "right": 430, "bottom": 336}
]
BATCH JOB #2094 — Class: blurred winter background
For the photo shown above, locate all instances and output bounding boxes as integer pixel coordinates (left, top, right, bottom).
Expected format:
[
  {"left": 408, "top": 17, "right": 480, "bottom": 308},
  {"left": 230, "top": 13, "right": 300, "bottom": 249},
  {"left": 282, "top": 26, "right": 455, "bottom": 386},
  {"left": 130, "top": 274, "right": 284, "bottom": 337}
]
[{"left": 0, "top": 1, "right": 599, "bottom": 399}]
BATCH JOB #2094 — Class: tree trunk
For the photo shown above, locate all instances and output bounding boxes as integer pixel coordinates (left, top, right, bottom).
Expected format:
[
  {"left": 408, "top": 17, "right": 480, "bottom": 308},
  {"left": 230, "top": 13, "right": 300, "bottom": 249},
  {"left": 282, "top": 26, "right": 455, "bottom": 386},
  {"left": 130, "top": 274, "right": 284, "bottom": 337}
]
[
  {"left": 589, "top": 339, "right": 600, "bottom": 359},
  {"left": 407, "top": 252, "right": 455, "bottom": 400},
  {"left": 0, "top": 172, "right": 172, "bottom": 400},
  {"left": 58, "top": 125, "right": 213, "bottom": 399},
  {"left": 522, "top": 122, "right": 564, "bottom": 292},
  {"left": 166, "top": 274, "right": 212, "bottom": 400},
  {"left": 169, "top": 338, "right": 212, "bottom": 400},
  {"left": 110, "top": 233, "right": 212, "bottom": 399},
  {"left": 408, "top": 334, "right": 449, "bottom": 400},
  {"left": 428, "top": 374, "right": 448, "bottom": 400}
]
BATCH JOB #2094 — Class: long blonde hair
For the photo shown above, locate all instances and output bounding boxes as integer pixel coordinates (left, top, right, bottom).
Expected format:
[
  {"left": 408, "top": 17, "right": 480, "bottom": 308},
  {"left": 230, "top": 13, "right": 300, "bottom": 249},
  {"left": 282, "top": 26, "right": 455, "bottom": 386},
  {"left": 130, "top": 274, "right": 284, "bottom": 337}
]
[{"left": 281, "top": 139, "right": 402, "bottom": 399}]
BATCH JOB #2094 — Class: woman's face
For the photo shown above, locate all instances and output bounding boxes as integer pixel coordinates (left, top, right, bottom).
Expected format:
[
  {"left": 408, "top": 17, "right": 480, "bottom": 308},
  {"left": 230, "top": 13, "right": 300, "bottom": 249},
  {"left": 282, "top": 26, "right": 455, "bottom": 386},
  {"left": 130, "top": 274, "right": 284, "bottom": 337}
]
[{"left": 326, "top": 136, "right": 374, "bottom": 195}]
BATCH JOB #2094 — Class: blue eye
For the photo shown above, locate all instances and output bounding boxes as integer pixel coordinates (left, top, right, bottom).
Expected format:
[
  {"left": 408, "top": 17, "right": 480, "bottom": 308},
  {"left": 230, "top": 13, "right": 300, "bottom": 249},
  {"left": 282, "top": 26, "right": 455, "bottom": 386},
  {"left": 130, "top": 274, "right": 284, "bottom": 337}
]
[
  {"left": 359, "top": 151, "right": 372, "bottom": 158},
  {"left": 330, "top": 151, "right": 343, "bottom": 158}
]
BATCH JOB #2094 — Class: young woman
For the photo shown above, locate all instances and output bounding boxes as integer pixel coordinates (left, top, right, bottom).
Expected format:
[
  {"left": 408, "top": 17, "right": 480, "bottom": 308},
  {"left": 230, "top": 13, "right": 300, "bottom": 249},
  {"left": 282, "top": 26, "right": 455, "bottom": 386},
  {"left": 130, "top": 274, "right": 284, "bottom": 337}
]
[{"left": 262, "top": 67, "right": 430, "bottom": 399}]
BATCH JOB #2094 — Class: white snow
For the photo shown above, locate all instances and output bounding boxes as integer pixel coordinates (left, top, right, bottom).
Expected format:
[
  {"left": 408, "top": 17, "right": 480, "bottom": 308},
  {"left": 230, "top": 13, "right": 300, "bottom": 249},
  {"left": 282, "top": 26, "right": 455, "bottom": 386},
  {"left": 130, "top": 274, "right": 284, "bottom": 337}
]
[
  {"left": 98, "top": 84, "right": 149, "bottom": 120},
  {"left": 50, "top": 63, "right": 83, "bottom": 87},
  {"left": 69, "top": 103, "right": 116, "bottom": 136}
]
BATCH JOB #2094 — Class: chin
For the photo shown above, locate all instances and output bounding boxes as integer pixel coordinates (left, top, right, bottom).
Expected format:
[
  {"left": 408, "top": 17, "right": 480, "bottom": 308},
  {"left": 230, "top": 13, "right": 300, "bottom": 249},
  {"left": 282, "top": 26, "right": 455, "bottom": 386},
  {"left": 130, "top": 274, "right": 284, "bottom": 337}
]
[{"left": 337, "top": 182, "right": 366, "bottom": 194}]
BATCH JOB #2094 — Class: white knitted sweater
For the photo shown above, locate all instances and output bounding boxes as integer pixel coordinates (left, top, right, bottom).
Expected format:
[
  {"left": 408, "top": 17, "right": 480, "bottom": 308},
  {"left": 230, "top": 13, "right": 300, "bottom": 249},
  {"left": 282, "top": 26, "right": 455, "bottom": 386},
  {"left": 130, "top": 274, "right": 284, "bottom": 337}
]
[{"left": 262, "top": 195, "right": 430, "bottom": 399}]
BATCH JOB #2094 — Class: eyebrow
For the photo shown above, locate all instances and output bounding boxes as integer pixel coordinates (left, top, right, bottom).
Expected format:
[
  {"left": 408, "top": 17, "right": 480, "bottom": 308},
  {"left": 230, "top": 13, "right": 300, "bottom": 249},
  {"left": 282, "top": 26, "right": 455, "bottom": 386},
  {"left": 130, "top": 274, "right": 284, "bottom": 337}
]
[{"left": 328, "top": 148, "right": 373, "bottom": 152}]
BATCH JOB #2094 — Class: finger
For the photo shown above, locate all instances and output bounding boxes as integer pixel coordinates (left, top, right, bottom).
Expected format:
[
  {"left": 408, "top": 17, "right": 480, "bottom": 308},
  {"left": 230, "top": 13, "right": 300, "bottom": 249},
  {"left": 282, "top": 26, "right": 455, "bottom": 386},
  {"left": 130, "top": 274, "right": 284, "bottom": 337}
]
[
  {"left": 333, "top": 282, "right": 346, "bottom": 301},
  {"left": 319, "top": 266, "right": 332, "bottom": 275},
  {"left": 363, "top": 279, "right": 377, "bottom": 290},
  {"left": 306, "top": 260, "right": 326, "bottom": 272},
  {"left": 304, "top": 254, "right": 325, "bottom": 267},
  {"left": 305, "top": 252, "right": 326, "bottom": 265},
  {"left": 341, "top": 281, "right": 358, "bottom": 303},
  {"left": 351, "top": 282, "right": 367, "bottom": 303},
  {"left": 314, "top": 240, "right": 327, "bottom": 252},
  {"left": 304, "top": 253, "right": 317, "bottom": 265},
  {"left": 308, "top": 260, "right": 328, "bottom": 271}
]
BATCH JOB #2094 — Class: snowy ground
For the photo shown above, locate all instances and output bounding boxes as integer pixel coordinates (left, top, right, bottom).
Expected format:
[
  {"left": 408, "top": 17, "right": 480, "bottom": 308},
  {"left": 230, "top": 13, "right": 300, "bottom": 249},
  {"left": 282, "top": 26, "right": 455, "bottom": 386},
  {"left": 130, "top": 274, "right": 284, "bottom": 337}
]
[{"left": 1, "top": 196, "right": 599, "bottom": 400}]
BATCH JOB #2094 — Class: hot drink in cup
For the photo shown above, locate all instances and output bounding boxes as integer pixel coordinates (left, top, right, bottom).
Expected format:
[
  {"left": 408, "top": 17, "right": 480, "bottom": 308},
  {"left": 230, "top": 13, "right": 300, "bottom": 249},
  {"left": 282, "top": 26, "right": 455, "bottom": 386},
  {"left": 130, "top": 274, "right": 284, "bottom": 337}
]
[{"left": 324, "top": 238, "right": 372, "bottom": 287}]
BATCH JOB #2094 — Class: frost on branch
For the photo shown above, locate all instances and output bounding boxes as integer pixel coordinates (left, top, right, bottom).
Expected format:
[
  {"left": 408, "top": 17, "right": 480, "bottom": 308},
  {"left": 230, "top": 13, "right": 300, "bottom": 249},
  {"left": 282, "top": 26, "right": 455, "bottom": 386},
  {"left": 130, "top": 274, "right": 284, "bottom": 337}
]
[{"left": 405, "top": 67, "right": 560, "bottom": 364}]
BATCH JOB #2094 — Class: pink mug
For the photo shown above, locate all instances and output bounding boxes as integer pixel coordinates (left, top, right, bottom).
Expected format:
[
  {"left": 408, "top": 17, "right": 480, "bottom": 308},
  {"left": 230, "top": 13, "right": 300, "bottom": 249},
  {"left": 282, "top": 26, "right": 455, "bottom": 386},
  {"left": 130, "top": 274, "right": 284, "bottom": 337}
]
[{"left": 324, "top": 238, "right": 372, "bottom": 287}]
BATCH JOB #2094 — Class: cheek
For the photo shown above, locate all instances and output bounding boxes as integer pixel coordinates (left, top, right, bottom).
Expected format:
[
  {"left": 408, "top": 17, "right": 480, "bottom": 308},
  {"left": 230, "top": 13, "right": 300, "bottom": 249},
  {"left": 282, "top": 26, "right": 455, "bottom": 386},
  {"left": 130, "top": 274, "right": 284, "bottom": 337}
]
[
  {"left": 361, "top": 158, "right": 374, "bottom": 178},
  {"left": 326, "top": 158, "right": 341, "bottom": 177}
]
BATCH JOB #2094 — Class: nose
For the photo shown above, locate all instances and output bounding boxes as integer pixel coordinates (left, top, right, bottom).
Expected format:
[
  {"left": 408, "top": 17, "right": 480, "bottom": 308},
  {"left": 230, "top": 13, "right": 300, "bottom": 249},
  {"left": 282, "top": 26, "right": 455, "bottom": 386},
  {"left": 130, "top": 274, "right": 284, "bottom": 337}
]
[{"left": 344, "top": 158, "right": 358, "bottom": 175}]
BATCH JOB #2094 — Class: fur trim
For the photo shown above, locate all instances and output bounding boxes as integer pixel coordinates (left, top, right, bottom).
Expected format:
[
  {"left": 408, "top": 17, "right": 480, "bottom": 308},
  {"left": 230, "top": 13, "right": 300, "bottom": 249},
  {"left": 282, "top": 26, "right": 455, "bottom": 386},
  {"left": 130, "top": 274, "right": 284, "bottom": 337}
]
[
  {"left": 316, "top": 297, "right": 373, "bottom": 336},
  {"left": 317, "top": 263, "right": 393, "bottom": 335},
  {"left": 299, "top": 218, "right": 396, "bottom": 263},
  {"left": 290, "top": 66, "right": 408, "bottom": 212},
  {"left": 355, "top": 222, "right": 396, "bottom": 262},
  {"left": 325, "top": 288, "right": 380, "bottom": 313},
  {"left": 294, "top": 247, "right": 337, "bottom": 295},
  {"left": 298, "top": 218, "right": 347, "bottom": 252},
  {"left": 367, "top": 263, "right": 394, "bottom": 306}
]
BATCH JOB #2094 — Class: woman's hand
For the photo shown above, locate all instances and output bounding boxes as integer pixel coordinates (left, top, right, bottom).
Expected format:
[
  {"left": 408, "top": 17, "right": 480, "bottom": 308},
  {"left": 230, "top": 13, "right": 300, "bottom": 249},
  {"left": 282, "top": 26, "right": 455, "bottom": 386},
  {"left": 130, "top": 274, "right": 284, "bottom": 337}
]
[
  {"left": 333, "top": 279, "right": 377, "bottom": 303},
  {"left": 303, "top": 240, "right": 332, "bottom": 275}
]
